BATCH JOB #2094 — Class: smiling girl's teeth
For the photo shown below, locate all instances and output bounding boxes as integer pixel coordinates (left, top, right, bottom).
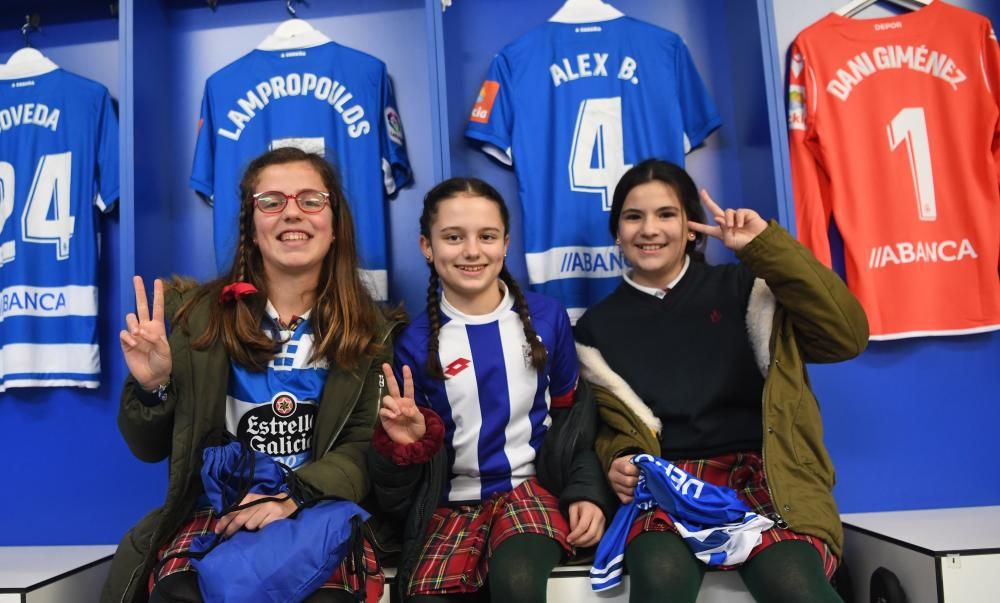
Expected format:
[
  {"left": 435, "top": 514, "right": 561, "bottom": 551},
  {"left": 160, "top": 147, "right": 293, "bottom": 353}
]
[{"left": 280, "top": 232, "right": 308, "bottom": 241}]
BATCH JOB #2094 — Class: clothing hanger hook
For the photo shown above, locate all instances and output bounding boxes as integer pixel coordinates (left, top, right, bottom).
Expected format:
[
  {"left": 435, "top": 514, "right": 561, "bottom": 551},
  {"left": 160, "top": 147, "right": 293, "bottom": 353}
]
[
  {"left": 286, "top": 0, "right": 297, "bottom": 18},
  {"left": 21, "top": 14, "right": 41, "bottom": 48}
]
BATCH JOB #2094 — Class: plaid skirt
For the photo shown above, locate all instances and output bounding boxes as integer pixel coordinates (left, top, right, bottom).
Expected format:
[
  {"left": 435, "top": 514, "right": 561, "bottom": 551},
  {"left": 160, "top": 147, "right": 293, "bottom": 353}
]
[
  {"left": 408, "top": 478, "right": 572, "bottom": 596},
  {"left": 627, "top": 452, "right": 838, "bottom": 578},
  {"left": 150, "top": 508, "right": 384, "bottom": 603}
]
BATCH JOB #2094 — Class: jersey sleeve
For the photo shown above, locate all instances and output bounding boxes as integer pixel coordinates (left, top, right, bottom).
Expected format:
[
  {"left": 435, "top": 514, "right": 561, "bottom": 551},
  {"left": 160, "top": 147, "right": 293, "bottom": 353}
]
[
  {"left": 190, "top": 84, "right": 215, "bottom": 201},
  {"left": 675, "top": 39, "right": 722, "bottom": 151},
  {"left": 984, "top": 22, "right": 1000, "bottom": 194},
  {"left": 464, "top": 53, "right": 515, "bottom": 166},
  {"left": 95, "top": 88, "right": 120, "bottom": 212},
  {"left": 547, "top": 304, "right": 579, "bottom": 408},
  {"left": 378, "top": 67, "right": 412, "bottom": 196},
  {"left": 786, "top": 39, "right": 835, "bottom": 267}
]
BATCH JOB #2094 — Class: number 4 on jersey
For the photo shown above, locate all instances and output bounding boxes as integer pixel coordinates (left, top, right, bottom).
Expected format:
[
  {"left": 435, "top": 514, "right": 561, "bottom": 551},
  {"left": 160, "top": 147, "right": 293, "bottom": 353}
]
[
  {"left": 569, "top": 97, "right": 632, "bottom": 211},
  {"left": 0, "top": 151, "right": 75, "bottom": 266}
]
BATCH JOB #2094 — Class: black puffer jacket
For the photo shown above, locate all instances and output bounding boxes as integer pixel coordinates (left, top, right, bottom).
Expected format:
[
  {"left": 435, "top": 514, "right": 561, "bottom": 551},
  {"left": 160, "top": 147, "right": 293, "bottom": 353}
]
[{"left": 367, "top": 379, "right": 615, "bottom": 601}]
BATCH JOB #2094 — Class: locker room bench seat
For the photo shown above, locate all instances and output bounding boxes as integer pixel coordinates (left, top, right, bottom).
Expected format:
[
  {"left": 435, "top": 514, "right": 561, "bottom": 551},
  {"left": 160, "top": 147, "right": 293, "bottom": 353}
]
[
  {"left": 380, "top": 565, "right": 756, "bottom": 603},
  {"left": 0, "top": 545, "right": 115, "bottom": 603},
  {"left": 0, "top": 544, "right": 755, "bottom": 602}
]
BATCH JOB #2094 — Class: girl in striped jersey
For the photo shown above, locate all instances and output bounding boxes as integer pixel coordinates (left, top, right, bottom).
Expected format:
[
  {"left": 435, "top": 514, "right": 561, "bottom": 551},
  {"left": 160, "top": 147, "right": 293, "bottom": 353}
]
[{"left": 369, "top": 177, "right": 614, "bottom": 602}]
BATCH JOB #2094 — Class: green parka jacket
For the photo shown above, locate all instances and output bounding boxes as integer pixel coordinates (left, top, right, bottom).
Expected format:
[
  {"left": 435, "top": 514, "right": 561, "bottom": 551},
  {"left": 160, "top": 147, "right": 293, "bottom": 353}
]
[
  {"left": 101, "top": 286, "right": 395, "bottom": 603},
  {"left": 577, "top": 223, "right": 868, "bottom": 557}
]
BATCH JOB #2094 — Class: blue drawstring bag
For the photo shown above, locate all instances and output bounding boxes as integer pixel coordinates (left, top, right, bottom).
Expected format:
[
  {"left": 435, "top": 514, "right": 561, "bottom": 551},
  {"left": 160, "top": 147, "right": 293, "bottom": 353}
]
[{"left": 161, "top": 440, "right": 371, "bottom": 603}]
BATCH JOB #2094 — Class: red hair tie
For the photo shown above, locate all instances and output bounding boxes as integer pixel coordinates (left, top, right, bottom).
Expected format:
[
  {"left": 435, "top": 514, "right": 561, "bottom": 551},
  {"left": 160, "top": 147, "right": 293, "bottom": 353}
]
[{"left": 220, "top": 281, "right": 258, "bottom": 303}]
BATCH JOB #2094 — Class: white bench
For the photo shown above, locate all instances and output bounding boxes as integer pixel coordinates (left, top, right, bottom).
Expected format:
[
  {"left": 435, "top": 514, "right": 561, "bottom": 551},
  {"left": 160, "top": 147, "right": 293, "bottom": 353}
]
[
  {"left": 0, "top": 545, "right": 115, "bottom": 603},
  {"left": 842, "top": 506, "right": 1000, "bottom": 603},
  {"left": 0, "top": 545, "right": 756, "bottom": 603},
  {"left": 381, "top": 565, "right": 756, "bottom": 602}
]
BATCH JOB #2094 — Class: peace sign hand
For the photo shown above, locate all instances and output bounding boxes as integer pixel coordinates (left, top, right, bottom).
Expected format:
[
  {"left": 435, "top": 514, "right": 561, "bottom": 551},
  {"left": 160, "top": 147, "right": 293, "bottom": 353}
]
[
  {"left": 379, "top": 363, "right": 426, "bottom": 445},
  {"left": 687, "top": 189, "right": 769, "bottom": 252},
  {"left": 119, "top": 276, "right": 172, "bottom": 391}
]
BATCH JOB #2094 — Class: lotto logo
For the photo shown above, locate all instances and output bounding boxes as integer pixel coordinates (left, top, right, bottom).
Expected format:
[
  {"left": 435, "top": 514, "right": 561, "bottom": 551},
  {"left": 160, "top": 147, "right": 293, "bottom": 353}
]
[{"left": 445, "top": 357, "right": 472, "bottom": 376}]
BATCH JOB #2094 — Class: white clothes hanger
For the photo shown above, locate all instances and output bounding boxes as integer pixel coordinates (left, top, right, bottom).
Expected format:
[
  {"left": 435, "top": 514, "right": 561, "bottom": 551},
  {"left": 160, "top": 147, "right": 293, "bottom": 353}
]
[
  {"left": 0, "top": 17, "right": 58, "bottom": 80},
  {"left": 257, "top": 19, "right": 331, "bottom": 50},
  {"left": 256, "top": 0, "right": 331, "bottom": 51},
  {"left": 835, "top": 0, "right": 932, "bottom": 18},
  {"left": 549, "top": 0, "right": 624, "bottom": 24}
]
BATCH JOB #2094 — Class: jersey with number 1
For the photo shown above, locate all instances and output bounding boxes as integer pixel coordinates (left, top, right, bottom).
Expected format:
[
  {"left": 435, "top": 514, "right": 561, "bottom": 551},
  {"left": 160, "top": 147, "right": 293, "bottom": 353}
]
[
  {"left": 0, "top": 66, "right": 119, "bottom": 389},
  {"left": 465, "top": 17, "right": 720, "bottom": 319},
  {"left": 192, "top": 42, "right": 412, "bottom": 299},
  {"left": 788, "top": 2, "right": 1000, "bottom": 339}
]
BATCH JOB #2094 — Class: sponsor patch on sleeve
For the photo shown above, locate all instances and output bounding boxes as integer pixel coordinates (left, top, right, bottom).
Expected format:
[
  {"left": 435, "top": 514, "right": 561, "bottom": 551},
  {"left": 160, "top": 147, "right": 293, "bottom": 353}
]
[
  {"left": 469, "top": 80, "right": 500, "bottom": 124},
  {"left": 787, "top": 84, "right": 806, "bottom": 131},
  {"left": 385, "top": 106, "right": 404, "bottom": 145}
]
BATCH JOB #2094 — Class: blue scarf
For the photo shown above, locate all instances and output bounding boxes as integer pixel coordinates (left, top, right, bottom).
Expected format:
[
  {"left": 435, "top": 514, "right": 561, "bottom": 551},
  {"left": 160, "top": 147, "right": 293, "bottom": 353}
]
[{"left": 590, "top": 454, "right": 773, "bottom": 591}]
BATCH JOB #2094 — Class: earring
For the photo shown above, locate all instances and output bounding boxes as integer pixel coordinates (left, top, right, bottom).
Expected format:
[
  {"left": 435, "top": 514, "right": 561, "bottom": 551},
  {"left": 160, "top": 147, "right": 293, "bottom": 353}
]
[
  {"left": 615, "top": 238, "right": 620, "bottom": 245},
  {"left": 424, "top": 255, "right": 432, "bottom": 263},
  {"left": 688, "top": 233, "right": 696, "bottom": 240}
]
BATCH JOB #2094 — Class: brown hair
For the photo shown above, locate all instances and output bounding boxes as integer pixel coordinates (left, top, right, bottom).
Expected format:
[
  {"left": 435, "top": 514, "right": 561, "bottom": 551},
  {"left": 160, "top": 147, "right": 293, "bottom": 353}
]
[
  {"left": 173, "top": 147, "right": 381, "bottom": 371},
  {"left": 609, "top": 158, "right": 707, "bottom": 262},
  {"left": 419, "top": 177, "right": 546, "bottom": 380}
]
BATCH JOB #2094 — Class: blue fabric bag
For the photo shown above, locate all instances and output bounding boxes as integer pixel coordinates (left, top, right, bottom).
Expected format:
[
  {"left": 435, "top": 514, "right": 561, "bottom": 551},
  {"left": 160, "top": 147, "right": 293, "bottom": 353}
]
[
  {"left": 590, "top": 454, "right": 773, "bottom": 591},
  {"left": 177, "top": 440, "right": 370, "bottom": 603}
]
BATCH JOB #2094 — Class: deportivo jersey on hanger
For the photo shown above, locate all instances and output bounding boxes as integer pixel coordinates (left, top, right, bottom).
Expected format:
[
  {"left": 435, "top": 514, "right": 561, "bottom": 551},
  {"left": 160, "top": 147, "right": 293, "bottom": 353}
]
[
  {"left": 0, "top": 63, "right": 119, "bottom": 390},
  {"left": 466, "top": 16, "right": 720, "bottom": 319},
  {"left": 192, "top": 41, "right": 411, "bottom": 299},
  {"left": 788, "top": 1, "right": 1000, "bottom": 339}
]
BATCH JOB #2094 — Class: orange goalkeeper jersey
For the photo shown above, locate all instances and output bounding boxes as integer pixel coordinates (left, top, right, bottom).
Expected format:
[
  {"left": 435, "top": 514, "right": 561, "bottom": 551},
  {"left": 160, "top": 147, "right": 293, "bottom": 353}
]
[{"left": 788, "top": 1, "right": 1000, "bottom": 339}]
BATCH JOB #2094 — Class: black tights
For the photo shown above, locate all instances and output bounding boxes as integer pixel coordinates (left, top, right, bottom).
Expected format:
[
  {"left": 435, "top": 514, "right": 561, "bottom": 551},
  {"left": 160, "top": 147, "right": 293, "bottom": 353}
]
[
  {"left": 148, "top": 571, "right": 357, "bottom": 603},
  {"left": 409, "top": 533, "right": 562, "bottom": 603},
  {"left": 625, "top": 531, "right": 843, "bottom": 603}
]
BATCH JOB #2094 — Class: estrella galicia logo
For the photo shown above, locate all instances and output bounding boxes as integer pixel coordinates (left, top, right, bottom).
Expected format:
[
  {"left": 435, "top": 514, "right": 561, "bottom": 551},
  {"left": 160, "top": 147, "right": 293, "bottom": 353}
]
[{"left": 237, "top": 392, "right": 317, "bottom": 465}]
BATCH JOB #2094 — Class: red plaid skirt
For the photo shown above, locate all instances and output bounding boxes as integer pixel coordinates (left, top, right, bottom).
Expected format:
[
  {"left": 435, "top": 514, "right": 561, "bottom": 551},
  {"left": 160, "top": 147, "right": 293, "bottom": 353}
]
[
  {"left": 150, "top": 509, "right": 384, "bottom": 602},
  {"left": 627, "top": 452, "right": 838, "bottom": 578},
  {"left": 408, "top": 478, "right": 571, "bottom": 596}
]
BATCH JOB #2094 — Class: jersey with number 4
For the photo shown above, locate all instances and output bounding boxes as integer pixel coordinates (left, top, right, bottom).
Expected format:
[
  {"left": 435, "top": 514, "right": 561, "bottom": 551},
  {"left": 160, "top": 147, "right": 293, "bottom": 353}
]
[
  {"left": 788, "top": 1, "right": 1000, "bottom": 339},
  {"left": 0, "top": 67, "right": 119, "bottom": 389},
  {"left": 192, "top": 42, "right": 412, "bottom": 299},
  {"left": 465, "top": 17, "right": 720, "bottom": 319}
]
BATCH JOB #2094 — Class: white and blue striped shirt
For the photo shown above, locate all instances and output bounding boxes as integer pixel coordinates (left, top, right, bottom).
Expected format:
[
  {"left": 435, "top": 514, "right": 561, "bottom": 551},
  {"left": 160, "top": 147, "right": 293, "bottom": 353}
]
[
  {"left": 395, "top": 286, "right": 578, "bottom": 502},
  {"left": 226, "top": 302, "right": 328, "bottom": 470}
]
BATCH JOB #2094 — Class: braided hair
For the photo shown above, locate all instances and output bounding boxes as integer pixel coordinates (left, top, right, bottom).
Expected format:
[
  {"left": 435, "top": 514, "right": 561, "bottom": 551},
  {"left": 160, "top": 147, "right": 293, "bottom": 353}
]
[{"left": 419, "top": 177, "right": 547, "bottom": 380}]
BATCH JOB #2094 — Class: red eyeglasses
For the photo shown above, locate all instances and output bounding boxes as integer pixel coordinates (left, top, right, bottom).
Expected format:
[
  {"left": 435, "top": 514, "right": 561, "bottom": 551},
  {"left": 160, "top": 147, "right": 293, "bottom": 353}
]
[{"left": 253, "top": 190, "right": 332, "bottom": 214}]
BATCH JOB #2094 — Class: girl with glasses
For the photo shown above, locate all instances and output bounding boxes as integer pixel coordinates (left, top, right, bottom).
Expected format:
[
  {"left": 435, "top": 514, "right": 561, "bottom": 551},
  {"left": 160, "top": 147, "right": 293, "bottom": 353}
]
[{"left": 105, "top": 147, "right": 394, "bottom": 603}]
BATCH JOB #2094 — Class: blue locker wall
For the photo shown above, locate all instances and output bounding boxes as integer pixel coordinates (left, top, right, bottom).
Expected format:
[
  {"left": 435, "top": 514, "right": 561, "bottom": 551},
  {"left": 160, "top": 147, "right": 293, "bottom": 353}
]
[{"left": 0, "top": 12, "right": 129, "bottom": 544}]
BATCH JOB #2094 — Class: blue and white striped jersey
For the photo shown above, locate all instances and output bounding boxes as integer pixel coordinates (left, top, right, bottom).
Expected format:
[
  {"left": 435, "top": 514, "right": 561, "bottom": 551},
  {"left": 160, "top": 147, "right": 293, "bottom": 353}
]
[
  {"left": 394, "top": 286, "right": 578, "bottom": 502},
  {"left": 192, "top": 41, "right": 411, "bottom": 299},
  {"left": 0, "top": 62, "right": 119, "bottom": 390},
  {"left": 465, "top": 17, "right": 720, "bottom": 319},
  {"left": 226, "top": 303, "right": 327, "bottom": 469}
]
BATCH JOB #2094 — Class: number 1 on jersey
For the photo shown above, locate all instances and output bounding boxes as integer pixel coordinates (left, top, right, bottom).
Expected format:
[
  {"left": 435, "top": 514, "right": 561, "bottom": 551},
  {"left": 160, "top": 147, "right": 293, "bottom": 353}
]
[
  {"left": 569, "top": 97, "right": 632, "bottom": 211},
  {"left": 886, "top": 107, "right": 937, "bottom": 221}
]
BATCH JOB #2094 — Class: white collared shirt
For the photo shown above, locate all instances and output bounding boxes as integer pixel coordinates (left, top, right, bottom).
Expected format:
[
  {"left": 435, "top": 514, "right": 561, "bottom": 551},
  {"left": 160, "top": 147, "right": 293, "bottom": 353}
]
[{"left": 623, "top": 255, "right": 691, "bottom": 299}]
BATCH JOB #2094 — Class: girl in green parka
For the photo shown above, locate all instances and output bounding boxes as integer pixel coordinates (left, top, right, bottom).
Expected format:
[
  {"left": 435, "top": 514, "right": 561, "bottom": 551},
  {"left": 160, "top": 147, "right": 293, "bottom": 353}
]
[
  {"left": 575, "top": 159, "right": 868, "bottom": 603},
  {"left": 103, "top": 147, "right": 394, "bottom": 603}
]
